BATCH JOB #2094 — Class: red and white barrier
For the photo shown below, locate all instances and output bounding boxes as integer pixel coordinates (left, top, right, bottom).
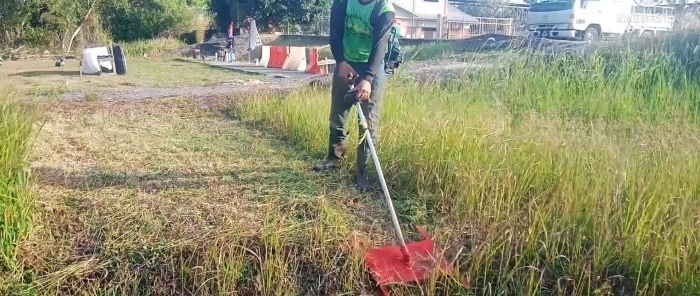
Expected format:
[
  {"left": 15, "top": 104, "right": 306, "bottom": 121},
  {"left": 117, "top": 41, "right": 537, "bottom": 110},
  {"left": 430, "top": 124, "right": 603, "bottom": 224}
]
[
  {"left": 267, "top": 46, "right": 288, "bottom": 69},
  {"left": 305, "top": 48, "right": 322, "bottom": 74},
  {"left": 283, "top": 46, "right": 307, "bottom": 72},
  {"left": 258, "top": 46, "right": 271, "bottom": 67},
  {"left": 255, "top": 45, "right": 332, "bottom": 75}
]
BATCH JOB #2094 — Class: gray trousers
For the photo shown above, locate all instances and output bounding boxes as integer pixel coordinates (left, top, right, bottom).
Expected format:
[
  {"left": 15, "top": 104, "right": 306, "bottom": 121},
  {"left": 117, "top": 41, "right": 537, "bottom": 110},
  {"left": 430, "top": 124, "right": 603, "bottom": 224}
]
[{"left": 325, "top": 61, "right": 387, "bottom": 174}]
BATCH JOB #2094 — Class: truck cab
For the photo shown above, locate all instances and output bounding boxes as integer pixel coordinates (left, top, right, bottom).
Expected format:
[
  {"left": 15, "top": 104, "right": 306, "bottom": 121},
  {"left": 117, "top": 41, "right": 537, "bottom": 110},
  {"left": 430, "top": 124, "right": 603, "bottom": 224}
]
[{"left": 526, "top": 0, "right": 675, "bottom": 41}]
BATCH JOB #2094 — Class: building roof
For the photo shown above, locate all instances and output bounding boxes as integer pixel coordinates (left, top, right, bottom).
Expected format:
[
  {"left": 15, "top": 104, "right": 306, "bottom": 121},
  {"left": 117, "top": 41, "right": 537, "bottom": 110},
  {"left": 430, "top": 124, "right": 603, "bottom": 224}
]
[{"left": 390, "top": 0, "right": 479, "bottom": 22}]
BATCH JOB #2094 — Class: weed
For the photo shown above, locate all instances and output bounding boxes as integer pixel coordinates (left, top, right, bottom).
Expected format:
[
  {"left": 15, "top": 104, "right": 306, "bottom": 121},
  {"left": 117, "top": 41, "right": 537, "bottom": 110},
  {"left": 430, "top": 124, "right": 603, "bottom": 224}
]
[
  {"left": 235, "top": 35, "right": 700, "bottom": 295},
  {"left": 121, "top": 38, "right": 188, "bottom": 58}
]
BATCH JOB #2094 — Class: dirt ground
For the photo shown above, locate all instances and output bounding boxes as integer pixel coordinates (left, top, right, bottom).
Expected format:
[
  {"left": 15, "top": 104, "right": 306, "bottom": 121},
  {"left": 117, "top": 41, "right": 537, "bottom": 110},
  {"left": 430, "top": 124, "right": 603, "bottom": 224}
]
[{"left": 0, "top": 58, "right": 310, "bottom": 102}]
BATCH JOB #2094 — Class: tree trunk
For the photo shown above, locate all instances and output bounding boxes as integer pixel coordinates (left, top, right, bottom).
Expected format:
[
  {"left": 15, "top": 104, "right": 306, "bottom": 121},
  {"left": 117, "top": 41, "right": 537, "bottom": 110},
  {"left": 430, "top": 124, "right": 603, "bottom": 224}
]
[{"left": 64, "top": 0, "right": 99, "bottom": 56}]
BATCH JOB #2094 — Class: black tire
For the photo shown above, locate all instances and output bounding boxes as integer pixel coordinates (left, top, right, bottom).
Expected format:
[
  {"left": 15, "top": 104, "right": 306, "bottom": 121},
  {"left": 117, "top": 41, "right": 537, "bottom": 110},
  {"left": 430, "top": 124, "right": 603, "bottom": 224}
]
[
  {"left": 113, "top": 44, "right": 127, "bottom": 75},
  {"left": 583, "top": 26, "right": 600, "bottom": 42}
]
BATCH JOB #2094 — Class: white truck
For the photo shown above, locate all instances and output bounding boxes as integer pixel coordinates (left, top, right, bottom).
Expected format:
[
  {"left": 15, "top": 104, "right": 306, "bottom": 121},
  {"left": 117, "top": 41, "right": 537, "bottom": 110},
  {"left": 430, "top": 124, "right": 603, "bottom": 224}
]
[{"left": 526, "top": 0, "right": 676, "bottom": 41}]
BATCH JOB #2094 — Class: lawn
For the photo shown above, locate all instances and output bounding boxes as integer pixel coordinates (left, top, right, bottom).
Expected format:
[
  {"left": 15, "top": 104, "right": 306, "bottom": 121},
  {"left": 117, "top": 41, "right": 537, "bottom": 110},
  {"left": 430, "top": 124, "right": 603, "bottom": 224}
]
[{"left": 1, "top": 31, "right": 700, "bottom": 296}]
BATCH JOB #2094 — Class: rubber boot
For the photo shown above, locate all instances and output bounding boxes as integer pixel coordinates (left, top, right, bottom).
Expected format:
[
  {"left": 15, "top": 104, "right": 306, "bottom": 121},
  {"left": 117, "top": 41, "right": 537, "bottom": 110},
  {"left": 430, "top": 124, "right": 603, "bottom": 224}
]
[
  {"left": 313, "top": 158, "right": 340, "bottom": 172},
  {"left": 356, "top": 142, "right": 375, "bottom": 193},
  {"left": 356, "top": 171, "right": 373, "bottom": 193}
]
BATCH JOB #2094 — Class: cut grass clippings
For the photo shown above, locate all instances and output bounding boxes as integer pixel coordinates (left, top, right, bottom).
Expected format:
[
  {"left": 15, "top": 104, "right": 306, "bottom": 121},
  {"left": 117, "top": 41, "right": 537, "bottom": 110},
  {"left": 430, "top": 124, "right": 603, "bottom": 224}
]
[
  {"left": 235, "top": 36, "right": 700, "bottom": 295},
  {"left": 2, "top": 97, "right": 407, "bottom": 295}
]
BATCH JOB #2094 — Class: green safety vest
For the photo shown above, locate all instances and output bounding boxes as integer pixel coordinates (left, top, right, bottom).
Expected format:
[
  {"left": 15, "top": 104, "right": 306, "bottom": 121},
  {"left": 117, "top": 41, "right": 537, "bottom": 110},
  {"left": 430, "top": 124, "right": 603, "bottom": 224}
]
[{"left": 342, "top": 0, "right": 395, "bottom": 63}]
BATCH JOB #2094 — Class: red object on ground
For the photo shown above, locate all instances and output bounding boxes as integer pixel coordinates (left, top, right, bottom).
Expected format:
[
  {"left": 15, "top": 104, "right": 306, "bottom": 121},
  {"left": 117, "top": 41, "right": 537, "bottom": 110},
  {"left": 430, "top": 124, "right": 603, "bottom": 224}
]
[
  {"left": 267, "top": 46, "right": 288, "bottom": 68},
  {"left": 364, "top": 226, "right": 453, "bottom": 296}
]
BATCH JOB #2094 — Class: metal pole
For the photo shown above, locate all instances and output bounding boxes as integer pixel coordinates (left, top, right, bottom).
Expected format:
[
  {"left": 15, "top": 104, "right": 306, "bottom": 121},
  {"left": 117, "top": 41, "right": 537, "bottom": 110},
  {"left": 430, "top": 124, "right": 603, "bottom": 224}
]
[
  {"left": 412, "top": 0, "right": 416, "bottom": 38},
  {"left": 356, "top": 102, "right": 408, "bottom": 250}
]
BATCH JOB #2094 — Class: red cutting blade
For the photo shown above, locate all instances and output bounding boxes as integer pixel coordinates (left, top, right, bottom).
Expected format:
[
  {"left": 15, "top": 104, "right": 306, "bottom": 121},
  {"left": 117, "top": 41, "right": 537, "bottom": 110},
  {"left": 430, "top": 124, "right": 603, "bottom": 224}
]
[{"left": 364, "top": 238, "right": 452, "bottom": 285}]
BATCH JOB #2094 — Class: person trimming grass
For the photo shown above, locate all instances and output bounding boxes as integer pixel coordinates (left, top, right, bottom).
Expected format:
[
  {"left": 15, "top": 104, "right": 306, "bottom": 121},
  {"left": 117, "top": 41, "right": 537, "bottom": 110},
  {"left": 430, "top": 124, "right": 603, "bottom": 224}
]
[{"left": 313, "top": 0, "right": 396, "bottom": 193}]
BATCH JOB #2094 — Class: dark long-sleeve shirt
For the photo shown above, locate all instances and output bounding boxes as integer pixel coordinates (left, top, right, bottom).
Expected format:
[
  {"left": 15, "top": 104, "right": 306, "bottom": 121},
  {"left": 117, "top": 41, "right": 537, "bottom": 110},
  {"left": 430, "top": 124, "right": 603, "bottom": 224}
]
[{"left": 329, "top": 0, "right": 396, "bottom": 83}]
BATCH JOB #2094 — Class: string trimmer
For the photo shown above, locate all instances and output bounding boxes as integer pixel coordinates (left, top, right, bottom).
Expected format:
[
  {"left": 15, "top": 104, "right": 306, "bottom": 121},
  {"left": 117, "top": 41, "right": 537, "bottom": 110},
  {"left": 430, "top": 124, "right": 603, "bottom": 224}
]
[{"left": 346, "top": 79, "right": 455, "bottom": 296}]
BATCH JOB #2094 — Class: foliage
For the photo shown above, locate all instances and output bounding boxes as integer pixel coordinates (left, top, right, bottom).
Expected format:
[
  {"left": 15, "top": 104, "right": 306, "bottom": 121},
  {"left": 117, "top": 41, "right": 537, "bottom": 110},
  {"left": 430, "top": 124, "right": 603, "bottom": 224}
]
[
  {"left": 210, "top": 0, "right": 331, "bottom": 33},
  {"left": 0, "top": 0, "right": 212, "bottom": 48},
  {"left": 100, "top": 0, "right": 207, "bottom": 42},
  {"left": 0, "top": 93, "right": 37, "bottom": 272},
  {"left": 120, "top": 37, "right": 188, "bottom": 58},
  {"left": 0, "top": 0, "right": 44, "bottom": 46}
]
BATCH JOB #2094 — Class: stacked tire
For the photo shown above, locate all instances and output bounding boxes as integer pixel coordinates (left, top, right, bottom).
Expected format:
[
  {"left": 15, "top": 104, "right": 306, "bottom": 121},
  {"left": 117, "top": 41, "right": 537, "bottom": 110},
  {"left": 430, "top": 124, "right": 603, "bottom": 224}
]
[{"left": 113, "top": 44, "right": 127, "bottom": 75}]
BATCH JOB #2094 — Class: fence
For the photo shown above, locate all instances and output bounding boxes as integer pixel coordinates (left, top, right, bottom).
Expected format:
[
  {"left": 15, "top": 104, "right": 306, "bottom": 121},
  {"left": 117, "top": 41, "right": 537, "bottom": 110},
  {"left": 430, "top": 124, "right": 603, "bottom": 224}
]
[
  {"left": 444, "top": 17, "right": 515, "bottom": 39},
  {"left": 280, "top": 15, "right": 331, "bottom": 36},
  {"left": 275, "top": 7, "right": 523, "bottom": 39}
]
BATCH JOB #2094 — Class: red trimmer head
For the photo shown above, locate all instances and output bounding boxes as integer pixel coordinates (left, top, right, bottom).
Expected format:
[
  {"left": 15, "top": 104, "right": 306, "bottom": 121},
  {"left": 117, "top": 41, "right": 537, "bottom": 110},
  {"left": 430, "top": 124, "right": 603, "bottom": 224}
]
[
  {"left": 364, "top": 226, "right": 454, "bottom": 296},
  {"left": 351, "top": 99, "right": 454, "bottom": 295}
]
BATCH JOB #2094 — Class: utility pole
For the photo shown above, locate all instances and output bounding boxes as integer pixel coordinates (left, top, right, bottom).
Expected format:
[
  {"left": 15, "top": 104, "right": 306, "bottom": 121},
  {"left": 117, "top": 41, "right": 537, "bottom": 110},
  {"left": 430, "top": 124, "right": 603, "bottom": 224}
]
[{"left": 412, "top": 0, "right": 416, "bottom": 38}]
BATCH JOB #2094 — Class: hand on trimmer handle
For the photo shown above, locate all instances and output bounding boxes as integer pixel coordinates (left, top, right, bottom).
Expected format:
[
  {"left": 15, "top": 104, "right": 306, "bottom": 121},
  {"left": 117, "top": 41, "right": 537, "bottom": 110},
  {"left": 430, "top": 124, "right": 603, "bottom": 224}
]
[
  {"left": 345, "top": 73, "right": 371, "bottom": 103},
  {"left": 344, "top": 73, "right": 361, "bottom": 104}
]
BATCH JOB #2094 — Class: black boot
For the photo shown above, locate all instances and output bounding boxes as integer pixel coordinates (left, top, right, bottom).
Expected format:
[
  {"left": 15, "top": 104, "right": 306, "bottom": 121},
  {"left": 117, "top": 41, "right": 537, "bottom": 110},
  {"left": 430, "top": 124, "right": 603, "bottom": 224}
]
[
  {"left": 313, "top": 158, "right": 340, "bottom": 172},
  {"left": 355, "top": 152, "right": 375, "bottom": 193},
  {"left": 355, "top": 172, "right": 374, "bottom": 193}
]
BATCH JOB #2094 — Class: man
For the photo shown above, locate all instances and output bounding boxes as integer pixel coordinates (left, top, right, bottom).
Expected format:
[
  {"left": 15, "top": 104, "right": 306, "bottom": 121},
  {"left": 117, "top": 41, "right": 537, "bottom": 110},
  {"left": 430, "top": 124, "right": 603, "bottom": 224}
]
[{"left": 313, "top": 0, "right": 396, "bottom": 193}]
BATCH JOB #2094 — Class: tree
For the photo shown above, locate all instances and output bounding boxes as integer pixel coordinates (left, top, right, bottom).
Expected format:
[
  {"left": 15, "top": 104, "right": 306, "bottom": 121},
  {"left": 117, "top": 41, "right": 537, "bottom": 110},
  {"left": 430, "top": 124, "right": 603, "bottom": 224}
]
[
  {"left": 0, "top": 0, "right": 42, "bottom": 46},
  {"left": 100, "top": 0, "right": 210, "bottom": 42},
  {"left": 210, "top": 0, "right": 331, "bottom": 33}
]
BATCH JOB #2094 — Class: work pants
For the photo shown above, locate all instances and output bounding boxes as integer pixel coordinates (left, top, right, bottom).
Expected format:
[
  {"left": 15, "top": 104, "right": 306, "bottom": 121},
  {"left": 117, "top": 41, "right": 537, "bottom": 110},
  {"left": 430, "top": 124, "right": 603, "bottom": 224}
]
[{"left": 325, "top": 61, "right": 387, "bottom": 174}]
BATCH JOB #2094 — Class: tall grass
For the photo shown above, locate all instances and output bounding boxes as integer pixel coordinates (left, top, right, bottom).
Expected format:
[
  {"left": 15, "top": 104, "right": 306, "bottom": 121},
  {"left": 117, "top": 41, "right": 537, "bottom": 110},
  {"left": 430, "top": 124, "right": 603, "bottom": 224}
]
[
  {"left": 403, "top": 42, "right": 463, "bottom": 61},
  {"left": 0, "top": 93, "right": 37, "bottom": 271},
  {"left": 121, "top": 37, "right": 187, "bottom": 58},
  {"left": 236, "top": 35, "right": 700, "bottom": 295}
]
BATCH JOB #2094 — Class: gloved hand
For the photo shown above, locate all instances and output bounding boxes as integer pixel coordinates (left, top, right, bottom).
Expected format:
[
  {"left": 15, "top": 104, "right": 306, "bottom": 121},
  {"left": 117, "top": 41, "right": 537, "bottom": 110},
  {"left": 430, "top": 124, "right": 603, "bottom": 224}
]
[{"left": 344, "top": 74, "right": 371, "bottom": 104}]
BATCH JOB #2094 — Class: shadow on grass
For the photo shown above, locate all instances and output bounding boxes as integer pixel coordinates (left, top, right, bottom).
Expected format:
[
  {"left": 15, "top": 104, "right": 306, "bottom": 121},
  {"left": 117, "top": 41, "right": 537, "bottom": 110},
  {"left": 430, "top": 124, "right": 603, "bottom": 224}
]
[
  {"left": 33, "top": 165, "right": 320, "bottom": 196},
  {"left": 9, "top": 70, "right": 81, "bottom": 77}
]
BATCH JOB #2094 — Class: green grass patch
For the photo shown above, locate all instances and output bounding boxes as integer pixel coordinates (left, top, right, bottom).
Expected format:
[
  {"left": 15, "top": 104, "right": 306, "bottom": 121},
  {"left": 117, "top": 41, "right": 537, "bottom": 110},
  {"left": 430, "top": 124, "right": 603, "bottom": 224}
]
[
  {"left": 121, "top": 37, "right": 188, "bottom": 58},
  {"left": 234, "top": 36, "right": 700, "bottom": 295},
  {"left": 0, "top": 92, "right": 38, "bottom": 272}
]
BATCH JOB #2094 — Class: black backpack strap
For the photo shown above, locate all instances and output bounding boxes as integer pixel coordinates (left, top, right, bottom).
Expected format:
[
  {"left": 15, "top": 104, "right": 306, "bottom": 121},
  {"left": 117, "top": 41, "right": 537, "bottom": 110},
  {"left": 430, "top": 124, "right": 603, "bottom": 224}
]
[{"left": 371, "top": 0, "right": 387, "bottom": 27}]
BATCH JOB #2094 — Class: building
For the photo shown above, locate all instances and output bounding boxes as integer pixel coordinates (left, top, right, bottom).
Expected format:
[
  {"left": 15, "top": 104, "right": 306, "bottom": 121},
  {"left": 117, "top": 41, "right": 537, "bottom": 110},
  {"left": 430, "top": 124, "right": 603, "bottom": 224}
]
[{"left": 390, "top": 0, "right": 514, "bottom": 39}]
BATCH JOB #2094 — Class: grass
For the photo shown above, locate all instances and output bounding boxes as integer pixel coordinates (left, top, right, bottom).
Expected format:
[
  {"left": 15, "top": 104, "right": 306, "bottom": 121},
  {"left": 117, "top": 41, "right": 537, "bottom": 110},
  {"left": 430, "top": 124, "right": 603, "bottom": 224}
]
[
  {"left": 2, "top": 32, "right": 700, "bottom": 295},
  {"left": 403, "top": 42, "right": 464, "bottom": 61},
  {"left": 0, "top": 96, "right": 410, "bottom": 295},
  {"left": 234, "top": 33, "right": 700, "bottom": 295},
  {"left": 0, "top": 91, "right": 38, "bottom": 272},
  {"left": 0, "top": 58, "right": 259, "bottom": 99},
  {"left": 120, "top": 37, "right": 188, "bottom": 59}
]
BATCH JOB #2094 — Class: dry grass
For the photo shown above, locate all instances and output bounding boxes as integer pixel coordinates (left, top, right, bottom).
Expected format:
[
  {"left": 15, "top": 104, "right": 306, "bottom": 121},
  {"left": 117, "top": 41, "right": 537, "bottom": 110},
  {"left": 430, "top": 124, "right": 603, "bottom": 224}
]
[{"left": 1, "top": 96, "right": 441, "bottom": 295}]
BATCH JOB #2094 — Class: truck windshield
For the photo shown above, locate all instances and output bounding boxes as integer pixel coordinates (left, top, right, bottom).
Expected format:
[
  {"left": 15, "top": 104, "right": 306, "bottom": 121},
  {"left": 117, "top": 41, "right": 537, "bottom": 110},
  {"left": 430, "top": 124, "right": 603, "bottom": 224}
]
[{"left": 529, "top": 0, "right": 574, "bottom": 12}]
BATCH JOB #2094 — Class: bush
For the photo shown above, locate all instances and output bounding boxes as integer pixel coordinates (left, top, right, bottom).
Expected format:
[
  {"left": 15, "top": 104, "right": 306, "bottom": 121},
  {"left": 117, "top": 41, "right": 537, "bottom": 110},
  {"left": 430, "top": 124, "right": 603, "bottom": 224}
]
[{"left": 121, "top": 37, "right": 187, "bottom": 58}]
